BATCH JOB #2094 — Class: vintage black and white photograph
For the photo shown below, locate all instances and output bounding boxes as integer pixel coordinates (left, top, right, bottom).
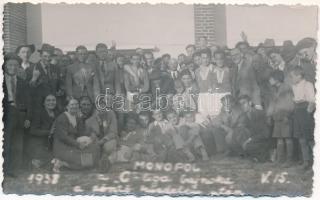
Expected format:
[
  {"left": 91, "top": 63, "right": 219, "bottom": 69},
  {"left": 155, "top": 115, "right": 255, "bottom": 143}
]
[{"left": 1, "top": 1, "right": 318, "bottom": 197}]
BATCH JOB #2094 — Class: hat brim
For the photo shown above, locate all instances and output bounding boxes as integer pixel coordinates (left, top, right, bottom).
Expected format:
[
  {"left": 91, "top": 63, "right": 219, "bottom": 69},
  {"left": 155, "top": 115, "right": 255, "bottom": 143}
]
[{"left": 15, "top": 44, "right": 35, "bottom": 54}]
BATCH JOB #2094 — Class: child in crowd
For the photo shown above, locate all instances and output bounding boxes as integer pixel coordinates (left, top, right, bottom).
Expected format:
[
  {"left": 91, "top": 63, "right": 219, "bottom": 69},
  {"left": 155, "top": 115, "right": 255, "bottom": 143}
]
[
  {"left": 172, "top": 79, "right": 197, "bottom": 114},
  {"left": 290, "top": 66, "right": 315, "bottom": 170},
  {"left": 165, "top": 109, "right": 196, "bottom": 162},
  {"left": 267, "top": 70, "right": 295, "bottom": 166},
  {"left": 180, "top": 110, "right": 209, "bottom": 161},
  {"left": 146, "top": 109, "right": 173, "bottom": 162}
]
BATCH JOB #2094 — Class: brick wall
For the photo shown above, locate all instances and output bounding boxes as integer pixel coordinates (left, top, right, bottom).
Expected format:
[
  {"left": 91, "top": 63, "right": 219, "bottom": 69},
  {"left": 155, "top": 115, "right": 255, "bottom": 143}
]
[
  {"left": 3, "top": 3, "right": 27, "bottom": 53},
  {"left": 194, "top": 4, "right": 226, "bottom": 47}
]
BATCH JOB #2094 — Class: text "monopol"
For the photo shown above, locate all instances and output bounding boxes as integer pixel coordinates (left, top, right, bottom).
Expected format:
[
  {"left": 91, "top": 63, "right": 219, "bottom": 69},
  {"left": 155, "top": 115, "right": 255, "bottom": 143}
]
[{"left": 133, "top": 161, "right": 201, "bottom": 173}]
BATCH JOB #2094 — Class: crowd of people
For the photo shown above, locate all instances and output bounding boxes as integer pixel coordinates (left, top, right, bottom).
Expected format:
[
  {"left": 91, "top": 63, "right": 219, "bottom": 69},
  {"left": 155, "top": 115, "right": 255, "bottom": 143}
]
[{"left": 3, "top": 35, "right": 316, "bottom": 177}]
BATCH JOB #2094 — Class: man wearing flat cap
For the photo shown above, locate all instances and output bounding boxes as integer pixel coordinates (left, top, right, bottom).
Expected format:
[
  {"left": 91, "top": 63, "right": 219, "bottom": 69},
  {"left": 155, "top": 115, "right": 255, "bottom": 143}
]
[
  {"left": 26, "top": 43, "right": 60, "bottom": 117},
  {"left": 290, "top": 37, "right": 317, "bottom": 84},
  {"left": 3, "top": 53, "right": 32, "bottom": 177}
]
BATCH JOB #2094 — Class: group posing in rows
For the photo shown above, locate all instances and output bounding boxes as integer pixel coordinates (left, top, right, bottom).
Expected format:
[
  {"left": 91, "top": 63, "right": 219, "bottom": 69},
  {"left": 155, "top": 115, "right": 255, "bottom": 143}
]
[{"left": 3, "top": 35, "right": 316, "bottom": 176}]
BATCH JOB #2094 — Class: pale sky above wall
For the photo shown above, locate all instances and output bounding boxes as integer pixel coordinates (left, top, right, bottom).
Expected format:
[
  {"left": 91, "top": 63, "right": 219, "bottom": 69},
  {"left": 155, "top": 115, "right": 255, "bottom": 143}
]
[
  {"left": 41, "top": 3, "right": 194, "bottom": 57},
  {"left": 226, "top": 5, "right": 318, "bottom": 47}
]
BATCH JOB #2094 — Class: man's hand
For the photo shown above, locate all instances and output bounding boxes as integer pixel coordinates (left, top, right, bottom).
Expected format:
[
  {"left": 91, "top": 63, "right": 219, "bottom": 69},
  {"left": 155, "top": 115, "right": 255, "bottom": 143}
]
[
  {"left": 31, "top": 68, "right": 40, "bottom": 82},
  {"left": 240, "top": 31, "right": 248, "bottom": 42}
]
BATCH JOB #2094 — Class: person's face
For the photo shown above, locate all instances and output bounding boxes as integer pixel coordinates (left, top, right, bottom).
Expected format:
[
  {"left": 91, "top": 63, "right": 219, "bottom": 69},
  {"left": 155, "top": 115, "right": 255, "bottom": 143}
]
[
  {"left": 67, "top": 99, "right": 79, "bottom": 115},
  {"left": 199, "top": 38, "right": 207, "bottom": 48},
  {"left": 144, "top": 54, "right": 154, "bottom": 67},
  {"left": 174, "top": 82, "right": 185, "bottom": 94},
  {"left": 181, "top": 74, "right": 192, "bottom": 88},
  {"left": 178, "top": 55, "right": 185, "bottom": 64},
  {"left": 239, "top": 44, "right": 249, "bottom": 54},
  {"left": 167, "top": 113, "right": 179, "bottom": 125},
  {"left": 18, "top": 47, "right": 31, "bottom": 61},
  {"left": 5, "top": 59, "right": 19, "bottom": 76},
  {"left": 194, "top": 55, "right": 202, "bottom": 66},
  {"left": 270, "top": 53, "right": 282, "bottom": 65},
  {"left": 290, "top": 72, "right": 302, "bottom": 84},
  {"left": 186, "top": 47, "right": 195, "bottom": 56},
  {"left": 298, "top": 47, "right": 316, "bottom": 62},
  {"left": 54, "top": 49, "right": 63, "bottom": 57},
  {"left": 201, "top": 53, "right": 210, "bottom": 66},
  {"left": 139, "top": 115, "right": 150, "bottom": 128},
  {"left": 230, "top": 49, "right": 242, "bottom": 65},
  {"left": 152, "top": 111, "right": 163, "bottom": 122},
  {"left": 116, "top": 56, "right": 125, "bottom": 67},
  {"left": 77, "top": 48, "right": 88, "bottom": 63},
  {"left": 126, "top": 118, "right": 137, "bottom": 132},
  {"left": 96, "top": 47, "right": 108, "bottom": 60},
  {"left": 239, "top": 99, "right": 250, "bottom": 113},
  {"left": 80, "top": 99, "right": 93, "bottom": 116},
  {"left": 44, "top": 95, "right": 57, "bottom": 110},
  {"left": 41, "top": 51, "right": 51, "bottom": 66},
  {"left": 168, "top": 59, "right": 178, "bottom": 71},
  {"left": 214, "top": 53, "right": 225, "bottom": 68},
  {"left": 131, "top": 55, "right": 141, "bottom": 67},
  {"left": 184, "top": 113, "right": 195, "bottom": 123}
]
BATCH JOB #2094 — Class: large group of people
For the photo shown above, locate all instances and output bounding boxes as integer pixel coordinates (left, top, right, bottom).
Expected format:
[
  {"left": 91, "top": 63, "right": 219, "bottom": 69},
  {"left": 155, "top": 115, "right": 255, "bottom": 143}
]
[{"left": 3, "top": 34, "right": 316, "bottom": 177}]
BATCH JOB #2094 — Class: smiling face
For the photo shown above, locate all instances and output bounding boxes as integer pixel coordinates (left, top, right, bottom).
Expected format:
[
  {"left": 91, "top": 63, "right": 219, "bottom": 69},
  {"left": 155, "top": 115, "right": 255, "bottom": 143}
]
[
  {"left": 41, "top": 51, "right": 51, "bottom": 66},
  {"left": 230, "top": 49, "right": 242, "bottom": 65},
  {"left": 77, "top": 48, "right": 88, "bottom": 63},
  {"left": 214, "top": 53, "right": 225, "bottom": 68},
  {"left": 96, "top": 46, "right": 108, "bottom": 61},
  {"left": 67, "top": 99, "right": 79, "bottom": 116},
  {"left": 18, "top": 47, "right": 32, "bottom": 61},
  {"left": 44, "top": 95, "right": 57, "bottom": 111}
]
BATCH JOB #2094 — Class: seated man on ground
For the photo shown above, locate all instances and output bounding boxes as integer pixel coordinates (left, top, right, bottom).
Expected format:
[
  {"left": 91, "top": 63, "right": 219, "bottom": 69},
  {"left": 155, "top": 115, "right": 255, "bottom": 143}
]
[
  {"left": 238, "top": 95, "right": 272, "bottom": 162},
  {"left": 211, "top": 94, "right": 250, "bottom": 157},
  {"left": 180, "top": 110, "right": 209, "bottom": 161},
  {"left": 79, "top": 96, "right": 118, "bottom": 167}
]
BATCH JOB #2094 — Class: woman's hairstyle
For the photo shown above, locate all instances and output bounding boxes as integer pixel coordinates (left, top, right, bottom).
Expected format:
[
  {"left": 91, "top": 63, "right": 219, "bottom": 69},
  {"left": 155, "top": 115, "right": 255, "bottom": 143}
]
[
  {"left": 42, "top": 94, "right": 57, "bottom": 106},
  {"left": 213, "top": 49, "right": 226, "bottom": 58}
]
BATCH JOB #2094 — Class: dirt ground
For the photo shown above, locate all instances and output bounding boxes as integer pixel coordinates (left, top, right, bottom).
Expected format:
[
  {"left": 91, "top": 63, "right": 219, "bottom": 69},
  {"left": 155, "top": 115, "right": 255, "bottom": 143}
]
[{"left": 2, "top": 156, "right": 313, "bottom": 197}]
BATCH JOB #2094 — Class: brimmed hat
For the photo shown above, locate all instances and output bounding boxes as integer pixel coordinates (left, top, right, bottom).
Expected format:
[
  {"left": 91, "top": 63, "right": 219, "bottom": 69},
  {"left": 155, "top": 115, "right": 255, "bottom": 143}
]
[
  {"left": 263, "top": 38, "right": 275, "bottom": 48},
  {"left": 15, "top": 44, "right": 35, "bottom": 54},
  {"left": 4, "top": 52, "right": 22, "bottom": 65},
  {"left": 38, "top": 43, "right": 55, "bottom": 54},
  {"left": 296, "top": 37, "right": 317, "bottom": 52}
]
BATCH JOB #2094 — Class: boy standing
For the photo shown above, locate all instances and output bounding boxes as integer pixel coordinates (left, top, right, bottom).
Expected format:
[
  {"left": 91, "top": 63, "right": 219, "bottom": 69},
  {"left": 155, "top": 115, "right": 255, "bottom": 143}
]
[{"left": 290, "top": 66, "right": 315, "bottom": 170}]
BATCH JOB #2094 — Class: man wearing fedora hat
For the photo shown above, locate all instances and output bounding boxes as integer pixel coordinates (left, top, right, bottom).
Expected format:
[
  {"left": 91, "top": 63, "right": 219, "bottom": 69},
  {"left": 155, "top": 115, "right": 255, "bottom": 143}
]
[
  {"left": 3, "top": 53, "right": 32, "bottom": 177},
  {"left": 26, "top": 43, "right": 60, "bottom": 117}
]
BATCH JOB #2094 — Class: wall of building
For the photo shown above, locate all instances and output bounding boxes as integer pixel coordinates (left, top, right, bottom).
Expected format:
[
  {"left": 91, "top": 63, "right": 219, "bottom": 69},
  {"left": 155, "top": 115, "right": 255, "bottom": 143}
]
[
  {"left": 40, "top": 3, "right": 194, "bottom": 57},
  {"left": 225, "top": 5, "right": 318, "bottom": 47},
  {"left": 194, "top": 4, "right": 226, "bottom": 47},
  {"left": 3, "top": 3, "right": 27, "bottom": 53}
]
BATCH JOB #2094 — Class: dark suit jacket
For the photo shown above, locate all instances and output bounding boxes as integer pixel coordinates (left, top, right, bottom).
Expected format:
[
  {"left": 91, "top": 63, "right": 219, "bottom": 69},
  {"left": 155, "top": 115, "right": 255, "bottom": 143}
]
[{"left": 231, "top": 58, "right": 261, "bottom": 106}]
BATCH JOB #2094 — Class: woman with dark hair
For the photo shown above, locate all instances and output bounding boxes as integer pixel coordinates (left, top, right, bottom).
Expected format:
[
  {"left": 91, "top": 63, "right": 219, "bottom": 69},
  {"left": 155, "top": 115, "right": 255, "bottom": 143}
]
[
  {"left": 52, "top": 98, "right": 100, "bottom": 172},
  {"left": 26, "top": 94, "right": 59, "bottom": 169}
]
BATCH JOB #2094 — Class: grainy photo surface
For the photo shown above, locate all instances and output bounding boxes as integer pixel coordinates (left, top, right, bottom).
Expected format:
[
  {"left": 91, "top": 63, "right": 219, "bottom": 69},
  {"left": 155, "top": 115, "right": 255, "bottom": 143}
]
[{"left": 1, "top": 2, "right": 317, "bottom": 197}]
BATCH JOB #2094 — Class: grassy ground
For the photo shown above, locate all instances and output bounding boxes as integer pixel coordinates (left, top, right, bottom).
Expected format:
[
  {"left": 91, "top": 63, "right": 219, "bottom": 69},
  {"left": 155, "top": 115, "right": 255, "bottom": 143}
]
[{"left": 2, "top": 156, "right": 313, "bottom": 197}]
